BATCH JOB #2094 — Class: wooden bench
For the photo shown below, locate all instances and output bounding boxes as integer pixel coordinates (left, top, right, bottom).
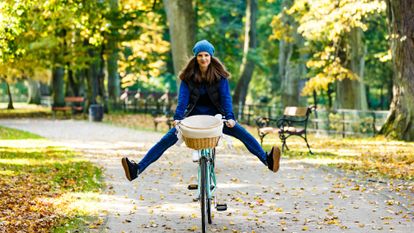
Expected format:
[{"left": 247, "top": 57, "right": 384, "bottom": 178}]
[
  {"left": 152, "top": 109, "right": 174, "bottom": 131},
  {"left": 153, "top": 115, "right": 174, "bottom": 131},
  {"left": 52, "top": 96, "right": 85, "bottom": 119},
  {"left": 256, "top": 106, "right": 315, "bottom": 154}
]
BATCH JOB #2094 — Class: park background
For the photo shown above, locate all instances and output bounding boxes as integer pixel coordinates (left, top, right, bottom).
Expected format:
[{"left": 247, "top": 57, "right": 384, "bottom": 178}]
[{"left": 1, "top": 0, "right": 413, "bottom": 232}]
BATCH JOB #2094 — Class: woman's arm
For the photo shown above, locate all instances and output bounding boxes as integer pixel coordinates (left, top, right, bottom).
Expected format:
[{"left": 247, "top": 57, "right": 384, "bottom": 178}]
[
  {"left": 219, "top": 78, "right": 235, "bottom": 120},
  {"left": 173, "top": 81, "right": 190, "bottom": 120}
]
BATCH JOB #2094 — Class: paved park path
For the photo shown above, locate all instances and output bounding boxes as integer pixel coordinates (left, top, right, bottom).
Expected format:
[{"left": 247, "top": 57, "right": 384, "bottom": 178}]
[{"left": 1, "top": 119, "right": 412, "bottom": 233}]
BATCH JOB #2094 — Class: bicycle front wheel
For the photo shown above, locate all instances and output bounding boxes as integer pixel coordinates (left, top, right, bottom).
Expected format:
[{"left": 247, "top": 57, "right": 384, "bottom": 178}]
[
  {"left": 200, "top": 156, "right": 210, "bottom": 232},
  {"left": 208, "top": 149, "right": 215, "bottom": 224}
]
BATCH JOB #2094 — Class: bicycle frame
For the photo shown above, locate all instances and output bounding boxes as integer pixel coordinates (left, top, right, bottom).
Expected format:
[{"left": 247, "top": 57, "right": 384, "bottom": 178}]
[{"left": 196, "top": 148, "right": 217, "bottom": 201}]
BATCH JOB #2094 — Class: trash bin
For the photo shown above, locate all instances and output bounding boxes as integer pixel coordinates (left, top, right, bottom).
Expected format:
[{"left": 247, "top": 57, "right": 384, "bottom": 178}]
[{"left": 89, "top": 104, "right": 104, "bottom": 122}]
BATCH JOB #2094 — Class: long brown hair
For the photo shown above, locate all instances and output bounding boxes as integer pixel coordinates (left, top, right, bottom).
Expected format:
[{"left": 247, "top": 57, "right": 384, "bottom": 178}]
[{"left": 179, "top": 56, "right": 231, "bottom": 84}]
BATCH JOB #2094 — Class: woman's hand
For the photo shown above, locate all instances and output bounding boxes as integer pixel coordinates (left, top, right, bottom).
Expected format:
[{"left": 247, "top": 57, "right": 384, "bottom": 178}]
[
  {"left": 173, "top": 120, "right": 180, "bottom": 127},
  {"left": 225, "top": 119, "right": 236, "bottom": 128}
]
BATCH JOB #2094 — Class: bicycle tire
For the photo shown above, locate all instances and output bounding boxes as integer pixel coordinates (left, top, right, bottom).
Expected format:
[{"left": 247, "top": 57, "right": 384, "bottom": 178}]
[
  {"left": 207, "top": 192, "right": 212, "bottom": 224},
  {"left": 208, "top": 149, "right": 215, "bottom": 224},
  {"left": 200, "top": 156, "right": 208, "bottom": 233}
]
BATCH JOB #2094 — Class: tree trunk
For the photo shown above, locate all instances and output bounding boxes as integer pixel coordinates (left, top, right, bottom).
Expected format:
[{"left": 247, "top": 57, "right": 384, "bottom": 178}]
[
  {"left": 283, "top": 62, "right": 300, "bottom": 106},
  {"left": 381, "top": 0, "right": 414, "bottom": 140},
  {"left": 87, "top": 47, "right": 100, "bottom": 106},
  {"left": 335, "top": 28, "right": 368, "bottom": 110},
  {"left": 279, "top": 35, "right": 292, "bottom": 105},
  {"left": 276, "top": 0, "right": 307, "bottom": 107},
  {"left": 52, "top": 66, "right": 65, "bottom": 107},
  {"left": 4, "top": 79, "right": 14, "bottom": 109},
  {"left": 359, "top": 44, "right": 368, "bottom": 109},
  {"left": 75, "top": 70, "right": 86, "bottom": 97},
  {"left": 98, "top": 44, "right": 109, "bottom": 112},
  {"left": 163, "top": 0, "right": 195, "bottom": 90},
  {"left": 107, "top": 0, "right": 120, "bottom": 103},
  {"left": 335, "top": 78, "right": 357, "bottom": 109},
  {"left": 386, "top": 75, "right": 393, "bottom": 109},
  {"left": 282, "top": 36, "right": 308, "bottom": 107},
  {"left": 350, "top": 28, "right": 368, "bottom": 110},
  {"left": 107, "top": 41, "right": 120, "bottom": 101},
  {"left": 233, "top": 0, "right": 257, "bottom": 105},
  {"left": 312, "top": 90, "right": 318, "bottom": 108},
  {"left": 67, "top": 63, "right": 79, "bottom": 96},
  {"left": 325, "top": 83, "right": 334, "bottom": 109},
  {"left": 26, "top": 78, "right": 41, "bottom": 104},
  {"left": 278, "top": 0, "right": 292, "bottom": 107}
]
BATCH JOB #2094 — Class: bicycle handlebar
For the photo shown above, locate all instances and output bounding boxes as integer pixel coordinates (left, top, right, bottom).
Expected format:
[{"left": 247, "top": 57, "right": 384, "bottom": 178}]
[{"left": 175, "top": 116, "right": 231, "bottom": 126}]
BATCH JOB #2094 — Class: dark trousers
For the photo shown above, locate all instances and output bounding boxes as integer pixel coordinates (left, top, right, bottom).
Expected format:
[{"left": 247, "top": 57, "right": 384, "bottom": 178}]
[{"left": 137, "top": 123, "right": 267, "bottom": 173}]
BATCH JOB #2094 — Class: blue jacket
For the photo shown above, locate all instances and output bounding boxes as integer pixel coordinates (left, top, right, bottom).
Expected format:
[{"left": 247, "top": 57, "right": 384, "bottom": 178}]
[{"left": 174, "top": 78, "right": 235, "bottom": 120}]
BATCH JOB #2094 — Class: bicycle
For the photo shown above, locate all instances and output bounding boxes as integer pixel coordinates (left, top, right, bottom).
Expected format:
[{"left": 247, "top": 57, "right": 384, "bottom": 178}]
[
  {"left": 177, "top": 116, "right": 228, "bottom": 233},
  {"left": 188, "top": 148, "right": 227, "bottom": 232}
]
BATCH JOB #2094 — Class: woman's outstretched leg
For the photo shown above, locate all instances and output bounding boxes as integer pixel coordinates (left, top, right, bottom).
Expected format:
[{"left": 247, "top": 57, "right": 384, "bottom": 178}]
[
  {"left": 223, "top": 123, "right": 281, "bottom": 172},
  {"left": 122, "top": 127, "right": 178, "bottom": 181}
]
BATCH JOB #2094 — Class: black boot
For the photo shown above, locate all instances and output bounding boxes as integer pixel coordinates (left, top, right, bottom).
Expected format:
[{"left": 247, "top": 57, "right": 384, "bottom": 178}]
[
  {"left": 121, "top": 157, "right": 139, "bottom": 181},
  {"left": 266, "top": 146, "right": 281, "bottom": 173}
]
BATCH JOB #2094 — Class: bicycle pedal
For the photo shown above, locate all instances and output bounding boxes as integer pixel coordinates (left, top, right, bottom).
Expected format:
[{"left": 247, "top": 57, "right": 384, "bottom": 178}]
[
  {"left": 216, "top": 204, "right": 227, "bottom": 211},
  {"left": 187, "top": 184, "right": 198, "bottom": 190}
]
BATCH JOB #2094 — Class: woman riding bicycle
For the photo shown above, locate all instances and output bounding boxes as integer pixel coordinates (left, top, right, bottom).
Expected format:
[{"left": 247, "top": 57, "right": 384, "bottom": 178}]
[{"left": 122, "top": 40, "right": 281, "bottom": 181}]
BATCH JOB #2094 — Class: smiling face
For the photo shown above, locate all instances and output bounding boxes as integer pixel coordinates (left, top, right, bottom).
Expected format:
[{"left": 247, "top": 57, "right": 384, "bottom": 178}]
[{"left": 196, "top": 51, "right": 211, "bottom": 71}]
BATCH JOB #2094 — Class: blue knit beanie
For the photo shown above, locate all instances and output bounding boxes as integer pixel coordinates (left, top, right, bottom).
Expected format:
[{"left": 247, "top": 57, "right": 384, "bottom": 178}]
[{"left": 192, "top": 40, "right": 215, "bottom": 57}]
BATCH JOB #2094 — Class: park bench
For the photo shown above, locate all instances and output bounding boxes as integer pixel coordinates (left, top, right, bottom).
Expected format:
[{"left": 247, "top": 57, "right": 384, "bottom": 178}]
[
  {"left": 52, "top": 96, "right": 85, "bottom": 119},
  {"left": 255, "top": 105, "right": 315, "bottom": 154},
  {"left": 151, "top": 92, "right": 175, "bottom": 131},
  {"left": 153, "top": 115, "right": 174, "bottom": 131},
  {"left": 152, "top": 109, "right": 174, "bottom": 131}
]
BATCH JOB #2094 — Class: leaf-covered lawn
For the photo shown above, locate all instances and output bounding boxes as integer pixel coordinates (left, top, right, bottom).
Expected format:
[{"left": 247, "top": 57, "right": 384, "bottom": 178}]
[
  {"left": 0, "top": 127, "right": 103, "bottom": 232},
  {"left": 258, "top": 134, "right": 414, "bottom": 180}
]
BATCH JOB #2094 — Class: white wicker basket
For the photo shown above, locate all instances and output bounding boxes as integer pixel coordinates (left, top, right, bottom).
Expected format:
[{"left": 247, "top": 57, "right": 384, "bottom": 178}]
[{"left": 179, "top": 115, "right": 223, "bottom": 149}]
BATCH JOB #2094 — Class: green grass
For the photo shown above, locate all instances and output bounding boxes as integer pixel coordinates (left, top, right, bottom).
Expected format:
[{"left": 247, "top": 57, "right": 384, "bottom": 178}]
[
  {"left": 0, "top": 103, "right": 52, "bottom": 118},
  {"left": 0, "top": 127, "right": 103, "bottom": 232},
  {"left": 0, "top": 125, "right": 44, "bottom": 139},
  {"left": 53, "top": 216, "right": 98, "bottom": 233}
]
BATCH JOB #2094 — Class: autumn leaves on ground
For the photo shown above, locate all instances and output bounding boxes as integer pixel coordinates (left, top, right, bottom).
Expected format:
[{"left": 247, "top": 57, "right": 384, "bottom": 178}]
[
  {"left": 0, "top": 126, "right": 103, "bottom": 232},
  {"left": 0, "top": 112, "right": 413, "bottom": 232}
]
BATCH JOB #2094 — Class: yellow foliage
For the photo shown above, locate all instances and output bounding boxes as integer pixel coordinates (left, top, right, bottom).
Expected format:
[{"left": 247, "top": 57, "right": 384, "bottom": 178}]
[
  {"left": 291, "top": 0, "right": 385, "bottom": 41},
  {"left": 302, "top": 59, "right": 357, "bottom": 95},
  {"left": 269, "top": 11, "right": 295, "bottom": 43},
  {"left": 374, "top": 50, "right": 392, "bottom": 63},
  {"left": 32, "top": 67, "right": 51, "bottom": 83},
  {"left": 119, "top": 11, "right": 169, "bottom": 89},
  {"left": 198, "top": 11, "right": 215, "bottom": 29},
  {"left": 0, "top": 64, "right": 21, "bottom": 81},
  {"left": 282, "top": 0, "right": 385, "bottom": 95},
  {"left": 120, "top": 0, "right": 154, "bottom": 12}
]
